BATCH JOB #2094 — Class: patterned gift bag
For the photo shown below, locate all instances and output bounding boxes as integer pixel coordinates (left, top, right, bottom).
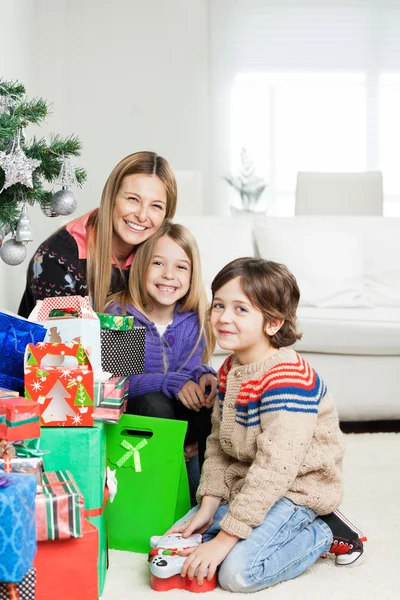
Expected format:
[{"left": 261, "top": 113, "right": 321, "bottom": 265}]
[
  {"left": 98, "top": 315, "right": 146, "bottom": 376},
  {"left": 0, "top": 567, "right": 36, "bottom": 600}
]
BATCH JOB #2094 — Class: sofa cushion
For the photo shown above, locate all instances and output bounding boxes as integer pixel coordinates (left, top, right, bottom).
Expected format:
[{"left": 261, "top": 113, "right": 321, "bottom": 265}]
[
  {"left": 296, "top": 306, "right": 400, "bottom": 356},
  {"left": 254, "top": 219, "right": 370, "bottom": 308}
]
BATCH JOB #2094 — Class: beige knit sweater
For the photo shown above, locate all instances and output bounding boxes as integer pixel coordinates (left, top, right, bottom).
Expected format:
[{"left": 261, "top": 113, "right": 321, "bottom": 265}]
[{"left": 197, "top": 348, "right": 344, "bottom": 539}]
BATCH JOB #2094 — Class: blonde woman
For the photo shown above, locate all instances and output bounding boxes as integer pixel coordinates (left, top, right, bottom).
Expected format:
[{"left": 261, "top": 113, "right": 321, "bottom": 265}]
[
  {"left": 107, "top": 221, "right": 217, "bottom": 500},
  {"left": 18, "top": 151, "right": 177, "bottom": 316}
]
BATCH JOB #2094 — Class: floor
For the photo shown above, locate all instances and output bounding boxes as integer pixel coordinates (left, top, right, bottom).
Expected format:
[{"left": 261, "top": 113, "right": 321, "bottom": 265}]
[{"left": 101, "top": 432, "right": 400, "bottom": 599}]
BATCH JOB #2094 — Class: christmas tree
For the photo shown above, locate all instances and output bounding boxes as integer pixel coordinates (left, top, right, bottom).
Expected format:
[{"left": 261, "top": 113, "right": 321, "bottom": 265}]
[{"left": 0, "top": 79, "right": 86, "bottom": 265}]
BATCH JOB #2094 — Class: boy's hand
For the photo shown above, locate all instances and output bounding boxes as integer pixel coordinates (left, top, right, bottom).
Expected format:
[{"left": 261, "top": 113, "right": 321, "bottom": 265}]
[
  {"left": 180, "top": 532, "right": 239, "bottom": 585},
  {"left": 178, "top": 381, "right": 204, "bottom": 411},
  {"left": 166, "top": 496, "right": 221, "bottom": 537},
  {"left": 199, "top": 373, "right": 217, "bottom": 407},
  {"left": 184, "top": 441, "right": 198, "bottom": 462}
]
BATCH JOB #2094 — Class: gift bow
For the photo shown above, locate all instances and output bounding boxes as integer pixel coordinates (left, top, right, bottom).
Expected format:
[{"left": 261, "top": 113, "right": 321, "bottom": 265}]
[{"left": 116, "top": 438, "right": 148, "bottom": 472}]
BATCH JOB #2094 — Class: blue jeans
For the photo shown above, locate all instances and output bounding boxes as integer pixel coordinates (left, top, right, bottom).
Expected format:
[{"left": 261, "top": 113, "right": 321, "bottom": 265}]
[{"left": 174, "top": 498, "right": 333, "bottom": 592}]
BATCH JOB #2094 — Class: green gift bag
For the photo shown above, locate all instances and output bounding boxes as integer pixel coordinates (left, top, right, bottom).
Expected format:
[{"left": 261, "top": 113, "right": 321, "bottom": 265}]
[
  {"left": 40, "top": 423, "right": 108, "bottom": 595},
  {"left": 106, "top": 414, "right": 191, "bottom": 553}
]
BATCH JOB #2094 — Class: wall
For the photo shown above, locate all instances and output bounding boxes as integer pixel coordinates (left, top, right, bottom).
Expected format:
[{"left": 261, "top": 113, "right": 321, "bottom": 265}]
[
  {"left": 0, "top": 0, "right": 36, "bottom": 309},
  {"left": 0, "top": 0, "right": 210, "bottom": 312}
]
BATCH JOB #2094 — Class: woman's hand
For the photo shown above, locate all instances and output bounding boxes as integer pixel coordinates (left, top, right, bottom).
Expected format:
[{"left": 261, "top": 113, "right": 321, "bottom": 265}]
[
  {"left": 179, "top": 532, "right": 239, "bottom": 585},
  {"left": 178, "top": 380, "right": 204, "bottom": 411},
  {"left": 199, "top": 373, "right": 217, "bottom": 407}
]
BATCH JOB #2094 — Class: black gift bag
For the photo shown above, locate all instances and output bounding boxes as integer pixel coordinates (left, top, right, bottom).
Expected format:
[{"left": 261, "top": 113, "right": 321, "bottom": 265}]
[{"left": 100, "top": 327, "right": 146, "bottom": 376}]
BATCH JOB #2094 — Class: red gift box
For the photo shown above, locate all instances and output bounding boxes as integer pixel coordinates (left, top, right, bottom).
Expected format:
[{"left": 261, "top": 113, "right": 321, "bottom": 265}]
[
  {"left": 24, "top": 342, "right": 94, "bottom": 427},
  {"left": 34, "top": 519, "right": 98, "bottom": 600},
  {"left": 0, "top": 396, "right": 41, "bottom": 441}
]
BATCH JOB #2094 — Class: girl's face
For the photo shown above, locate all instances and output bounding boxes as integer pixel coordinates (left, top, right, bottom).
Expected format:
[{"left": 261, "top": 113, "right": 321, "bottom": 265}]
[
  {"left": 112, "top": 174, "right": 167, "bottom": 259},
  {"left": 145, "top": 235, "right": 192, "bottom": 314},
  {"left": 211, "top": 276, "right": 275, "bottom": 365}
]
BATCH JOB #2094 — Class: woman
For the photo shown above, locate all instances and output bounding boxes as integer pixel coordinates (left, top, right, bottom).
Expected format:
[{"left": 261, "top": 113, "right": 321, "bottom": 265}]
[{"left": 18, "top": 151, "right": 177, "bottom": 317}]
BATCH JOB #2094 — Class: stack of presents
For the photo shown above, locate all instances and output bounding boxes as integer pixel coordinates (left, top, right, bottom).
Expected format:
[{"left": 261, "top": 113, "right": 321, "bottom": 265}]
[{"left": 0, "top": 297, "right": 191, "bottom": 599}]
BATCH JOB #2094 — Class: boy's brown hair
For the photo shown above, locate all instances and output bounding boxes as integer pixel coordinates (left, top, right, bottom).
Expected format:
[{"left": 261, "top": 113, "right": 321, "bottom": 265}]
[{"left": 211, "top": 257, "right": 302, "bottom": 348}]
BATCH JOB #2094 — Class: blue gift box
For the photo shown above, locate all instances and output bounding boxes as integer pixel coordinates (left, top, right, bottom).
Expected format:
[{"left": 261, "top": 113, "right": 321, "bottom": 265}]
[
  {"left": 0, "top": 473, "right": 37, "bottom": 583},
  {"left": 0, "top": 311, "right": 46, "bottom": 386}
]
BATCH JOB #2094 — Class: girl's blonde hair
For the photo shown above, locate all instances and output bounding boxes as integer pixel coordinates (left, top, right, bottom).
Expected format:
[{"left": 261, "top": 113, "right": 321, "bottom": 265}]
[
  {"left": 109, "top": 221, "right": 214, "bottom": 364},
  {"left": 86, "top": 151, "right": 177, "bottom": 313}
]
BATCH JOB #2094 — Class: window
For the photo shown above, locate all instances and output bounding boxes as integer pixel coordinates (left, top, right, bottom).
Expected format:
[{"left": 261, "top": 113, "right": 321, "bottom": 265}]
[
  {"left": 211, "top": 0, "right": 400, "bottom": 216},
  {"left": 231, "top": 72, "right": 367, "bottom": 214}
]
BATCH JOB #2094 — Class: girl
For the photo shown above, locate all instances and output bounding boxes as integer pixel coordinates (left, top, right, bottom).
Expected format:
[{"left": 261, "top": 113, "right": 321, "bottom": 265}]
[
  {"left": 107, "top": 221, "right": 217, "bottom": 492},
  {"left": 169, "top": 257, "right": 366, "bottom": 592},
  {"left": 19, "top": 151, "right": 177, "bottom": 317}
]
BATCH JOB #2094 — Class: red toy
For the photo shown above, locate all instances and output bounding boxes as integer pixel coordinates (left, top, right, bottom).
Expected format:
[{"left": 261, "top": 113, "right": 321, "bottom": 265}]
[{"left": 148, "top": 533, "right": 217, "bottom": 593}]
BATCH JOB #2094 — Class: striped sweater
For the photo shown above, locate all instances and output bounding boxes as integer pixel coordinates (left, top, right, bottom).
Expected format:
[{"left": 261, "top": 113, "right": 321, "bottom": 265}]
[{"left": 197, "top": 348, "right": 344, "bottom": 539}]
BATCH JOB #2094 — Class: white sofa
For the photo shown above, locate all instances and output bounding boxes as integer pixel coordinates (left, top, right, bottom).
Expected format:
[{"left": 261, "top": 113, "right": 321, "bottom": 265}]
[{"left": 176, "top": 215, "right": 400, "bottom": 422}]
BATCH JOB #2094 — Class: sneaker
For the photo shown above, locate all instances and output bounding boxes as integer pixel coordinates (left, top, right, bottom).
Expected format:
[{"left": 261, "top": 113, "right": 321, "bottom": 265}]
[{"left": 320, "top": 509, "right": 367, "bottom": 566}]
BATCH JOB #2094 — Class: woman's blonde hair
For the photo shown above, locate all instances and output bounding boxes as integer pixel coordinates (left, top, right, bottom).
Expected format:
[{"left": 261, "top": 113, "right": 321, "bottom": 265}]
[
  {"left": 87, "top": 151, "right": 177, "bottom": 313},
  {"left": 110, "top": 221, "right": 214, "bottom": 364}
]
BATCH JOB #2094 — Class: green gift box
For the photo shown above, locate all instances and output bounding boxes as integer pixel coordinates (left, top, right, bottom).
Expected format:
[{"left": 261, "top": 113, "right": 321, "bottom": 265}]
[
  {"left": 40, "top": 423, "right": 107, "bottom": 595},
  {"left": 97, "top": 313, "right": 135, "bottom": 330}
]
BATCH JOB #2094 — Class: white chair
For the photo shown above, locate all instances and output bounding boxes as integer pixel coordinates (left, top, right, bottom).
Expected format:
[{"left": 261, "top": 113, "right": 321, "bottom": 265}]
[{"left": 295, "top": 171, "right": 383, "bottom": 216}]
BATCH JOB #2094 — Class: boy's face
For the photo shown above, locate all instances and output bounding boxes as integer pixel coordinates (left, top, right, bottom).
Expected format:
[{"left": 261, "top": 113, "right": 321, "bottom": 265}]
[{"left": 210, "top": 277, "right": 275, "bottom": 365}]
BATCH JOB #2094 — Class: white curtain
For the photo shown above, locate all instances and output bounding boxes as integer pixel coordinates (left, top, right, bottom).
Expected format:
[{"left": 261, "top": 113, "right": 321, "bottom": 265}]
[{"left": 210, "top": 0, "right": 400, "bottom": 215}]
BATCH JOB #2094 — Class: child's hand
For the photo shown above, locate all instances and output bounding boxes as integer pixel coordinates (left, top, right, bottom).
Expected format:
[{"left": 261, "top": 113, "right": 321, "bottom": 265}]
[
  {"left": 199, "top": 373, "right": 217, "bottom": 407},
  {"left": 178, "top": 381, "right": 204, "bottom": 411},
  {"left": 180, "top": 533, "right": 238, "bottom": 585}
]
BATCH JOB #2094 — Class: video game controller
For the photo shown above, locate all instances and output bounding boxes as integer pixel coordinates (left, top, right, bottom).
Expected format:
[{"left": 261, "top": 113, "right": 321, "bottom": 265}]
[{"left": 148, "top": 533, "right": 217, "bottom": 593}]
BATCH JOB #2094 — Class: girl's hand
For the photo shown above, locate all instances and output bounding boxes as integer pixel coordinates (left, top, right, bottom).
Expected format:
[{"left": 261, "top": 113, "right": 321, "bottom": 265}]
[
  {"left": 199, "top": 373, "right": 217, "bottom": 407},
  {"left": 178, "top": 380, "right": 204, "bottom": 411},
  {"left": 180, "top": 532, "right": 239, "bottom": 585}
]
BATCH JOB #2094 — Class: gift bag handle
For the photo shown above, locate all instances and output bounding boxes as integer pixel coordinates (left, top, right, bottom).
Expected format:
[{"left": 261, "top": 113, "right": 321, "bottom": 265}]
[{"left": 8, "top": 325, "right": 35, "bottom": 352}]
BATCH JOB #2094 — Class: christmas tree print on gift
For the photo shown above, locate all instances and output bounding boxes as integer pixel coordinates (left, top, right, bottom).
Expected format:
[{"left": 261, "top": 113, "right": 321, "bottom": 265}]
[
  {"left": 73, "top": 381, "right": 93, "bottom": 414},
  {"left": 41, "top": 380, "right": 76, "bottom": 423},
  {"left": 24, "top": 342, "right": 94, "bottom": 427}
]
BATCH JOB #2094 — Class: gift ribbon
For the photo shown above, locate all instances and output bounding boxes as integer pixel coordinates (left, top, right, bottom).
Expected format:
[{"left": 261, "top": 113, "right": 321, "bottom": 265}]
[
  {"left": 84, "top": 486, "right": 109, "bottom": 518},
  {"left": 6, "top": 583, "right": 19, "bottom": 600},
  {"left": 116, "top": 438, "right": 148, "bottom": 472},
  {"left": 0, "top": 416, "right": 39, "bottom": 427},
  {"left": 13, "top": 438, "right": 50, "bottom": 458}
]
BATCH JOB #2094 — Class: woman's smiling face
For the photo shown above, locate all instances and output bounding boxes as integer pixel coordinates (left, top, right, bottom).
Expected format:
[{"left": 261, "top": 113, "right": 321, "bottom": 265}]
[{"left": 112, "top": 173, "right": 167, "bottom": 260}]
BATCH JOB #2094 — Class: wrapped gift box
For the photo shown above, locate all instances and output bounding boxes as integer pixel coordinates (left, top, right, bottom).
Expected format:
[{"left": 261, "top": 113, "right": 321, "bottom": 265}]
[
  {"left": 0, "top": 396, "right": 40, "bottom": 442},
  {"left": 25, "top": 342, "right": 94, "bottom": 427},
  {"left": 0, "top": 472, "right": 37, "bottom": 583},
  {"left": 0, "top": 456, "right": 43, "bottom": 486},
  {"left": 94, "top": 375, "right": 129, "bottom": 423},
  {"left": 31, "top": 296, "right": 102, "bottom": 372},
  {"left": 40, "top": 424, "right": 107, "bottom": 594},
  {"left": 34, "top": 519, "right": 98, "bottom": 600},
  {"left": 0, "top": 388, "right": 19, "bottom": 398},
  {"left": 35, "top": 470, "right": 84, "bottom": 541},
  {"left": 0, "top": 567, "right": 35, "bottom": 600},
  {"left": 97, "top": 313, "right": 134, "bottom": 330}
]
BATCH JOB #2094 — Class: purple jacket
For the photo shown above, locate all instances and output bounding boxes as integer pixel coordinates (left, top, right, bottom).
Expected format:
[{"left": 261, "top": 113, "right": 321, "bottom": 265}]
[{"left": 109, "top": 303, "right": 215, "bottom": 400}]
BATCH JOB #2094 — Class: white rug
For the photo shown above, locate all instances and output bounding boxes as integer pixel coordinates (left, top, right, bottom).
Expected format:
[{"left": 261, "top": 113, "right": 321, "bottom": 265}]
[{"left": 101, "top": 433, "right": 400, "bottom": 599}]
